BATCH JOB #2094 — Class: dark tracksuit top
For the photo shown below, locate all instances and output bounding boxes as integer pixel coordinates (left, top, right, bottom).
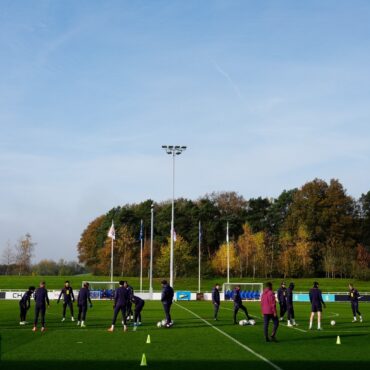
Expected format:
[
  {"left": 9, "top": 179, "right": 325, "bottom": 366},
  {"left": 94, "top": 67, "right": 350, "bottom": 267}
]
[
  {"left": 58, "top": 286, "right": 75, "bottom": 303},
  {"left": 212, "top": 288, "right": 220, "bottom": 305},
  {"left": 20, "top": 290, "right": 33, "bottom": 309},
  {"left": 277, "top": 287, "right": 287, "bottom": 305},
  {"left": 309, "top": 288, "right": 324, "bottom": 312},
  {"left": 78, "top": 287, "right": 92, "bottom": 307},
  {"left": 35, "top": 287, "right": 50, "bottom": 307}
]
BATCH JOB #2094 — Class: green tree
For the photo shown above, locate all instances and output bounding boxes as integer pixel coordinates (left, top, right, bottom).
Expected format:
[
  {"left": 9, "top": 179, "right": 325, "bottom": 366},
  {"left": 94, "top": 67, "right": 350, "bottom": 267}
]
[{"left": 156, "top": 235, "right": 196, "bottom": 278}]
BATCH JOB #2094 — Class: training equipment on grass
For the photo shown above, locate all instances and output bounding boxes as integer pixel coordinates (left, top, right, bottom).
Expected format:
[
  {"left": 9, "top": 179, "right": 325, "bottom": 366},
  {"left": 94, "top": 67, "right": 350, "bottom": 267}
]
[
  {"left": 157, "top": 321, "right": 162, "bottom": 328},
  {"left": 336, "top": 336, "right": 341, "bottom": 345},
  {"left": 161, "top": 319, "right": 167, "bottom": 326},
  {"left": 140, "top": 353, "right": 147, "bottom": 366},
  {"left": 330, "top": 320, "right": 336, "bottom": 326},
  {"left": 239, "top": 319, "right": 247, "bottom": 326},
  {"left": 248, "top": 319, "right": 256, "bottom": 326},
  {"left": 223, "top": 283, "right": 263, "bottom": 301},
  {"left": 81, "top": 281, "right": 119, "bottom": 299},
  {"left": 146, "top": 334, "right": 151, "bottom": 344}
]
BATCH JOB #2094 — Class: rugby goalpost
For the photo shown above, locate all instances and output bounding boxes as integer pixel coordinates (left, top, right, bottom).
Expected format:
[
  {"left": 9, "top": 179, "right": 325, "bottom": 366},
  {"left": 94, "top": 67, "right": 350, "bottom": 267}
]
[{"left": 223, "top": 282, "right": 263, "bottom": 301}]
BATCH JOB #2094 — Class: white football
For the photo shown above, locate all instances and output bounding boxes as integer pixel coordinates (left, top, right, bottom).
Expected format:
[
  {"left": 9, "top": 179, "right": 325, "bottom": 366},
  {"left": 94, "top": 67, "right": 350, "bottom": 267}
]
[
  {"left": 157, "top": 321, "right": 162, "bottom": 328},
  {"left": 239, "top": 320, "right": 246, "bottom": 326},
  {"left": 330, "top": 320, "right": 336, "bottom": 326},
  {"left": 161, "top": 319, "right": 167, "bottom": 326},
  {"left": 249, "top": 319, "right": 256, "bottom": 326}
]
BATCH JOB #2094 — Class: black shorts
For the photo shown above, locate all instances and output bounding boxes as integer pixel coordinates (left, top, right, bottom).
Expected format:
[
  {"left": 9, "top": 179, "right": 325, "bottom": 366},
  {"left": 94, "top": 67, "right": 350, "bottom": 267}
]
[{"left": 311, "top": 304, "right": 322, "bottom": 313}]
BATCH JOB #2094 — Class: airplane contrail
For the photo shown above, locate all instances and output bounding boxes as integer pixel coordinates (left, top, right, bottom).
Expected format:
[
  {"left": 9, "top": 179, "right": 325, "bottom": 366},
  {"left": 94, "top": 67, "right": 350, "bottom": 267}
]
[{"left": 212, "top": 60, "right": 243, "bottom": 100}]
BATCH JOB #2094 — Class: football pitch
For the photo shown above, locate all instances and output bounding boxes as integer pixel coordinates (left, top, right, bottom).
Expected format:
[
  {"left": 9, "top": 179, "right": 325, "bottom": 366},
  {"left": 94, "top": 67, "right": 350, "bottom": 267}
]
[{"left": 0, "top": 300, "right": 369, "bottom": 370}]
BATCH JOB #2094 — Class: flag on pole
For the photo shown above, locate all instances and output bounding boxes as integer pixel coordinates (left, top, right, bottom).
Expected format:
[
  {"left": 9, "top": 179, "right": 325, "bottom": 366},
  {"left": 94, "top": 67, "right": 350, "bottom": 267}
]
[
  {"left": 108, "top": 221, "right": 115, "bottom": 240},
  {"left": 139, "top": 219, "right": 144, "bottom": 241}
]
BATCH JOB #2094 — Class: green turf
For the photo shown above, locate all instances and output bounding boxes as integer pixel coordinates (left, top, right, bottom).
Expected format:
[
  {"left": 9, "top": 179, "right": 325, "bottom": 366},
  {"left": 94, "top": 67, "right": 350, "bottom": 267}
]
[
  {"left": 1, "top": 275, "right": 369, "bottom": 292},
  {"left": 0, "top": 300, "right": 369, "bottom": 370}
]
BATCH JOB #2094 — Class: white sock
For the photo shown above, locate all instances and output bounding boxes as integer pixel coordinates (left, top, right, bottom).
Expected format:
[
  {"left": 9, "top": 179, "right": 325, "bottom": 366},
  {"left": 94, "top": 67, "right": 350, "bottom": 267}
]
[
  {"left": 318, "top": 321, "right": 321, "bottom": 329},
  {"left": 309, "top": 320, "right": 313, "bottom": 328}
]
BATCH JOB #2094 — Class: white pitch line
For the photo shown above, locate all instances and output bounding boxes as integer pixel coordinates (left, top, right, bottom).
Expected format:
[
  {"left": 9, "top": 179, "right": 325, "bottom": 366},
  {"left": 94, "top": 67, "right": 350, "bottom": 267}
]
[
  {"left": 175, "top": 303, "right": 283, "bottom": 370},
  {"left": 220, "top": 306, "right": 308, "bottom": 333}
]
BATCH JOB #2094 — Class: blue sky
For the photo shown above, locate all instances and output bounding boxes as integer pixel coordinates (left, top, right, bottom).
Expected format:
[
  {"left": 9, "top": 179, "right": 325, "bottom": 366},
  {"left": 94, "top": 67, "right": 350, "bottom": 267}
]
[{"left": 1, "top": 0, "right": 370, "bottom": 261}]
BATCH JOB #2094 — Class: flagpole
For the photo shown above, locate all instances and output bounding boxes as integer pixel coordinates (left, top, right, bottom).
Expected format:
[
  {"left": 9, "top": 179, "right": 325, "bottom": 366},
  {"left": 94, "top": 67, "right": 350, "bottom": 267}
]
[
  {"left": 140, "top": 219, "right": 143, "bottom": 292},
  {"left": 110, "top": 237, "right": 114, "bottom": 283},
  {"left": 226, "top": 221, "right": 230, "bottom": 284},
  {"left": 108, "top": 221, "right": 115, "bottom": 284},
  {"left": 150, "top": 204, "right": 154, "bottom": 295},
  {"left": 198, "top": 220, "right": 201, "bottom": 293}
]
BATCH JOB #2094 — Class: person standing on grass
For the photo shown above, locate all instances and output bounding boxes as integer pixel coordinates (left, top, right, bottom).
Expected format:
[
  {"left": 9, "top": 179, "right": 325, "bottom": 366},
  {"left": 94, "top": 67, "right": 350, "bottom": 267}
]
[
  {"left": 108, "top": 280, "right": 129, "bottom": 332},
  {"left": 124, "top": 281, "right": 134, "bottom": 321},
  {"left": 277, "top": 281, "right": 287, "bottom": 321},
  {"left": 261, "top": 282, "right": 279, "bottom": 342},
  {"left": 212, "top": 283, "right": 221, "bottom": 321},
  {"left": 161, "top": 279, "right": 174, "bottom": 327},
  {"left": 233, "top": 285, "right": 251, "bottom": 324},
  {"left": 77, "top": 282, "right": 92, "bottom": 328},
  {"left": 19, "top": 286, "right": 35, "bottom": 325},
  {"left": 57, "top": 280, "right": 75, "bottom": 322},
  {"left": 32, "top": 281, "right": 50, "bottom": 332},
  {"left": 309, "top": 281, "right": 326, "bottom": 330},
  {"left": 286, "top": 282, "right": 297, "bottom": 327},
  {"left": 348, "top": 284, "right": 363, "bottom": 323}
]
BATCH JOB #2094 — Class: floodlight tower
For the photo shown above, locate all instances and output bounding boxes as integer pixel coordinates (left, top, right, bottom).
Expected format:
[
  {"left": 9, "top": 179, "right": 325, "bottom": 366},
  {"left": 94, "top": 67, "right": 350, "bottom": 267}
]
[{"left": 162, "top": 145, "right": 187, "bottom": 288}]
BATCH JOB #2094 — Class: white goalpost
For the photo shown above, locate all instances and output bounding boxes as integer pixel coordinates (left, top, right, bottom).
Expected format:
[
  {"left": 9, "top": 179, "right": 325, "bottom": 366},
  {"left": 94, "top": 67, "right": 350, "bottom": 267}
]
[{"left": 222, "top": 282, "right": 263, "bottom": 301}]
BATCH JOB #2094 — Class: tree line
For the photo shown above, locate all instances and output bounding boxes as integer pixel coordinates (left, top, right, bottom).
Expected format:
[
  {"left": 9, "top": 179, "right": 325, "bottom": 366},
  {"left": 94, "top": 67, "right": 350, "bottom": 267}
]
[
  {"left": 77, "top": 178, "right": 370, "bottom": 280},
  {"left": 0, "top": 234, "right": 86, "bottom": 276}
]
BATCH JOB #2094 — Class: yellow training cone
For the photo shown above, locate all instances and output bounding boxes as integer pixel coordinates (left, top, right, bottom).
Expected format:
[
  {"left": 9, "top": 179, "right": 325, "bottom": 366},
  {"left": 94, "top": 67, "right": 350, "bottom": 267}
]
[
  {"left": 146, "top": 334, "right": 151, "bottom": 344},
  {"left": 140, "top": 353, "right": 147, "bottom": 366},
  {"left": 336, "top": 336, "right": 341, "bottom": 345}
]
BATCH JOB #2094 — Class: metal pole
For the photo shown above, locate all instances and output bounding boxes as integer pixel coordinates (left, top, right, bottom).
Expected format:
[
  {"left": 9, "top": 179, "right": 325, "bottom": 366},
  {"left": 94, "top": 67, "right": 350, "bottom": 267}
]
[
  {"left": 110, "top": 237, "right": 114, "bottom": 283},
  {"left": 170, "top": 151, "right": 175, "bottom": 288},
  {"left": 150, "top": 204, "right": 154, "bottom": 294},
  {"left": 198, "top": 220, "right": 201, "bottom": 293},
  {"left": 226, "top": 221, "right": 230, "bottom": 284},
  {"left": 140, "top": 219, "right": 143, "bottom": 292}
]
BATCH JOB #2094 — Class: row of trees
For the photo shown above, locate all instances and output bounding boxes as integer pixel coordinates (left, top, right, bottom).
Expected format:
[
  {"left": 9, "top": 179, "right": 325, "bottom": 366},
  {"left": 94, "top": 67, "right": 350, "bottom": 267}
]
[
  {"left": 0, "top": 234, "right": 85, "bottom": 276},
  {"left": 77, "top": 178, "right": 370, "bottom": 279}
]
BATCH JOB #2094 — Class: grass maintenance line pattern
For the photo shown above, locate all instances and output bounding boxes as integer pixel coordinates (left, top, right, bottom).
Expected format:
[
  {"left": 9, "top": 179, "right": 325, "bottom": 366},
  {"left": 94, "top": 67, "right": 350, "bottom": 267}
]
[{"left": 176, "top": 302, "right": 284, "bottom": 370}]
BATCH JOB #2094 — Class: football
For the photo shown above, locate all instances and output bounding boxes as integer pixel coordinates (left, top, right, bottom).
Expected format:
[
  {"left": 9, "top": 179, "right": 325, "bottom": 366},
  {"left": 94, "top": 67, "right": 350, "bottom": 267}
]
[
  {"left": 330, "top": 320, "right": 336, "bottom": 326},
  {"left": 249, "top": 319, "right": 256, "bottom": 326},
  {"left": 239, "top": 319, "right": 246, "bottom": 326},
  {"left": 157, "top": 321, "right": 162, "bottom": 328}
]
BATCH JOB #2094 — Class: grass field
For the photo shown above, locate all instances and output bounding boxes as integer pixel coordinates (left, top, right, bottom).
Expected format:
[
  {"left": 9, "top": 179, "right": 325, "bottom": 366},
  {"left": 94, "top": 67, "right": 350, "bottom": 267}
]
[
  {"left": 1, "top": 275, "right": 369, "bottom": 292},
  {"left": 0, "top": 299, "right": 369, "bottom": 370}
]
